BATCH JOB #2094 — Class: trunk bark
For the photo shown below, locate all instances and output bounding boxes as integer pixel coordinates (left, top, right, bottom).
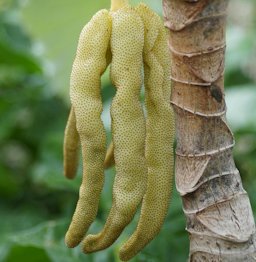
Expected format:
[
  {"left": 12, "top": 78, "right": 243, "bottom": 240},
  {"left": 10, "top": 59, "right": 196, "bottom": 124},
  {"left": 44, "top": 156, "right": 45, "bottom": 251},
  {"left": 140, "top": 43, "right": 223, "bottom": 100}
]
[{"left": 162, "top": 1, "right": 256, "bottom": 261}]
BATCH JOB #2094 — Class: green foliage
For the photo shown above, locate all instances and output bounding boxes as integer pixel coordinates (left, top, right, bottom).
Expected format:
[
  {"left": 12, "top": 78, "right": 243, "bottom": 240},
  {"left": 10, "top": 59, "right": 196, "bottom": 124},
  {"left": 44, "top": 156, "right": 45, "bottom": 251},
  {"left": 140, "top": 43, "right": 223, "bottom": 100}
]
[{"left": 0, "top": 1, "right": 255, "bottom": 262}]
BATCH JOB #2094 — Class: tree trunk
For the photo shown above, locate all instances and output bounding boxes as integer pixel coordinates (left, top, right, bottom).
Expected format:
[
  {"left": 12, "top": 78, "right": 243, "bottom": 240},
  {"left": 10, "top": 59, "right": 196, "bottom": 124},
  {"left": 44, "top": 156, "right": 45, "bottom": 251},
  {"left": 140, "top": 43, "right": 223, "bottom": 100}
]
[{"left": 162, "top": 0, "right": 256, "bottom": 261}]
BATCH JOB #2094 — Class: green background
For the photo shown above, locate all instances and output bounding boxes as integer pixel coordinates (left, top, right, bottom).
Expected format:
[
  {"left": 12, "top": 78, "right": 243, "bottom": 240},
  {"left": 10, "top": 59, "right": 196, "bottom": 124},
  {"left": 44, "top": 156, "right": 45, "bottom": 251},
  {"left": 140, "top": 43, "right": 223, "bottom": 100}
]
[{"left": 0, "top": 0, "right": 255, "bottom": 261}]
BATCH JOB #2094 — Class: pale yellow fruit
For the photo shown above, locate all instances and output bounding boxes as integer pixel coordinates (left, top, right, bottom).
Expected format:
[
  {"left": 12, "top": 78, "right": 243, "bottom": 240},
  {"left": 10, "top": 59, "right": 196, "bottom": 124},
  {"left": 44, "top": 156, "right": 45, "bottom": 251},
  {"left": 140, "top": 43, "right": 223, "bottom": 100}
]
[
  {"left": 104, "top": 141, "right": 115, "bottom": 169},
  {"left": 119, "top": 4, "right": 175, "bottom": 261},
  {"left": 65, "top": 9, "right": 112, "bottom": 248},
  {"left": 63, "top": 107, "right": 79, "bottom": 179},
  {"left": 82, "top": 6, "right": 147, "bottom": 253},
  {"left": 64, "top": 2, "right": 175, "bottom": 260}
]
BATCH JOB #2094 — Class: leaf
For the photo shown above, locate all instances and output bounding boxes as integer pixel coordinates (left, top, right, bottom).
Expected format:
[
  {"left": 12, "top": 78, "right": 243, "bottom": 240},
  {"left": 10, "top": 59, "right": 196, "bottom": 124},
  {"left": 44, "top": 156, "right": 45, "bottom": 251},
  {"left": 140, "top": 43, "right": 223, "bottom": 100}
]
[{"left": 4, "top": 246, "right": 51, "bottom": 262}]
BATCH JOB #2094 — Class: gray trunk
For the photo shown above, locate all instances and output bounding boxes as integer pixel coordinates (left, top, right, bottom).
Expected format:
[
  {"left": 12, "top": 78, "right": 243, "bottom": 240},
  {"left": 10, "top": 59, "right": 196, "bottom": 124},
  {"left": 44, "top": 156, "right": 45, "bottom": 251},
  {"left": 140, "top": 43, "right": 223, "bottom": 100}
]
[{"left": 162, "top": 0, "right": 256, "bottom": 261}]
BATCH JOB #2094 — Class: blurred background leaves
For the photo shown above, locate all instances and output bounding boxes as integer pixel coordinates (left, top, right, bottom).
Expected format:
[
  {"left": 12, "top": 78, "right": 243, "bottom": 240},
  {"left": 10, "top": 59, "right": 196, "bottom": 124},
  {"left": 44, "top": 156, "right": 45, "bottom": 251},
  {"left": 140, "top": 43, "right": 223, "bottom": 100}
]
[{"left": 0, "top": 0, "right": 255, "bottom": 261}]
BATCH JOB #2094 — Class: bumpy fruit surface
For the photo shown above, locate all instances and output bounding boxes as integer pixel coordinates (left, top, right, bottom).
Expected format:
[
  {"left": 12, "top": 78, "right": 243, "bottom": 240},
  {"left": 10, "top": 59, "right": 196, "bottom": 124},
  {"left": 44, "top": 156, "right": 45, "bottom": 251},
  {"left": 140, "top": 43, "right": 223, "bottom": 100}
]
[{"left": 63, "top": 1, "right": 175, "bottom": 260}]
